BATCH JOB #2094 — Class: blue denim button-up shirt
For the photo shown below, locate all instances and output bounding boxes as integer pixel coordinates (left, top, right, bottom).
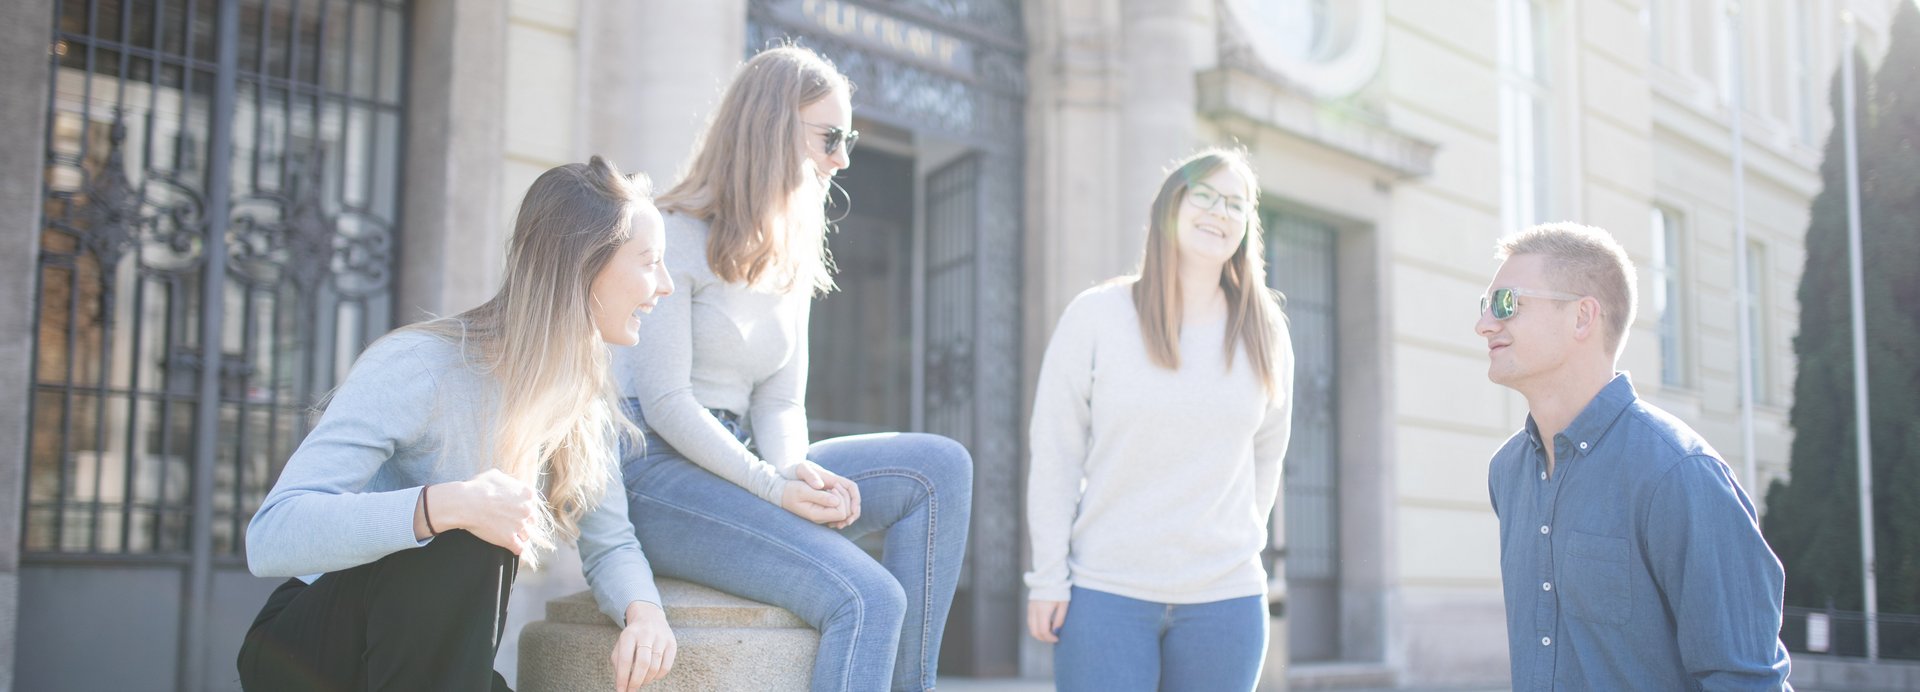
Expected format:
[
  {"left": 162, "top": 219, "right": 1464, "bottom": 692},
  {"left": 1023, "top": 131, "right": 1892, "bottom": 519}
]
[{"left": 1488, "top": 373, "right": 1792, "bottom": 691}]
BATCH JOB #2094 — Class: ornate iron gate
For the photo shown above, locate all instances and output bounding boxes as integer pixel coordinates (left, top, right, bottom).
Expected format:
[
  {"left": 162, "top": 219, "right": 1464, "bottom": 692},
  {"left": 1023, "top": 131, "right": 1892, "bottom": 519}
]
[
  {"left": 24, "top": 0, "right": 406, "bottom": 689},
  {"left": 923, "top": 154, "right": 978, "bottom": 460}
]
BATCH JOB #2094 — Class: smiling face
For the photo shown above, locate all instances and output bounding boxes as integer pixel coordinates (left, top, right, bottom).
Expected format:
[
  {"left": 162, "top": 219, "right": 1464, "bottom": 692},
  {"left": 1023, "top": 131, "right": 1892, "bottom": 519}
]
[
  {"left": 588, "top": 204, "right": 672, "bottom": 346},
  {"left": 1174, "top": 166, "right": 1252, "bottom": 271},
  {"left": 1475, "top": 253, "right": 1580, "bottom": 390}
]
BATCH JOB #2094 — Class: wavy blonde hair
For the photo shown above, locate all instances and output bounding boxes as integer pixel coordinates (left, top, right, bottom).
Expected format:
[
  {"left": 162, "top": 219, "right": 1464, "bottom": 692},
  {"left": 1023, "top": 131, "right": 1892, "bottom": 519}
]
[
  {"left": 1131, "top": 148, "right": 1287, "bottom": 394},
  {"left": 656, "top": 44, "right": 847, "bottom": 295},
  {"left": 405, "top": 156, "right": 649, "bottom": 568}
]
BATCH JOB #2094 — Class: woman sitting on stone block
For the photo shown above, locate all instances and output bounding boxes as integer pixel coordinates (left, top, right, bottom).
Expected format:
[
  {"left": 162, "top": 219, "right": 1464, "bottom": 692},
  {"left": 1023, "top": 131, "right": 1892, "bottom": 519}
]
[
  {"left": 612, "top": 44, "right": 973, "bottom": 692},
  {"left": 239, "top": 156, "right": 678, "bottom": 691},
  {"left": 1025, "top": 148, "right": 1296, "bottom": 692}
]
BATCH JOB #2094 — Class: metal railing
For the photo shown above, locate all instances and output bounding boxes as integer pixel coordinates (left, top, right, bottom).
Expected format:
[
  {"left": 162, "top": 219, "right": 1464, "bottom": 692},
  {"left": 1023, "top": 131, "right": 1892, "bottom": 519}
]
[{"left": 1782, "top": 606, "right": 1920, "bottom": 661}]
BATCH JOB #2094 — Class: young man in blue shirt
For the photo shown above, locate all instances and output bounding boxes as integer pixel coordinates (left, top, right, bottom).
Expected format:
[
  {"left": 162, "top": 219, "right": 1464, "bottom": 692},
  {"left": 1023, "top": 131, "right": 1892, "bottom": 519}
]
[{"left": 1477, "top": 222, "right": 1792, "bottom": 690}]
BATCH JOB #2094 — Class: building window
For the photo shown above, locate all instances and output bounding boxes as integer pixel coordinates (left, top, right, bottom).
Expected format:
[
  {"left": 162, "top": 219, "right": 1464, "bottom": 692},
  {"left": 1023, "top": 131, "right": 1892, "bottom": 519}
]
[
  {"left": 1787, "top": 0, "right": 1814, "bottom": 143},
  {"left": 1746, "top": 241, "right": 1769, "bottom": 404},
  {"left": 1647, "top": 0, "right": 1668, "bottom": 67},
  {"left": 1499, "top": 0, "right": 1552, "bottom": 232},
  {"left": 1717, "top": 1, "right": 1738, "bottom": 105},
  {"left": 1221, "top": 0, "right": 1386, "bottom": 97},
  {"left": 1651, "top": 208, "right": 1689, "bottom": 387},
  {"left": 30, "top": 0, "right": 409, "bottom": 558},
  {"left": 1690, "top": 0, "right": 1719, "bottom": 83}
]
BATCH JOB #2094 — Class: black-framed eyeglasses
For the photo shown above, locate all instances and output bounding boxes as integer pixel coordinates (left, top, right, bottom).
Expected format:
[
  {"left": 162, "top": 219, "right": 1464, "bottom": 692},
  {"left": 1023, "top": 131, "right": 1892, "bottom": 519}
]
[
  {"left": 1185, "top": 182, "right": 1251, "bottom": 221},
  {"left": 1479, "top": 286, "right": 1584, "bottom": 320},
  {"left": 805, "top": 122, "right": 860, "bottom": 157}
]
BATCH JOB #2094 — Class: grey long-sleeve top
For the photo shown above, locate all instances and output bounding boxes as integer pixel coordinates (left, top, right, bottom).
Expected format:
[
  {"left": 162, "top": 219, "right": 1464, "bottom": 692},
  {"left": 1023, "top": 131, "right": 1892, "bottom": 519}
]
[
  {"left": 610, "top": 211, "right": 813, "bottom": 504},
  {"left": 245, "top": 330, "right": 662, "bottom": 626}
]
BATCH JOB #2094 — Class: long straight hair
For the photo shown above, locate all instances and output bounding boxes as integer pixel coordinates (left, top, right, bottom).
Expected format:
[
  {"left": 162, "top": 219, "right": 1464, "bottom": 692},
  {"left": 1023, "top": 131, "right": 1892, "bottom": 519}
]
[
  {"left": 404, "top": 156, "right": 648, "bottom": 568},
  {"left": 656, "top": 44, "right": 847, "bottom": 295},
  {"left": 1131, "top": 148, "right": 1287, "bottom": 394}
]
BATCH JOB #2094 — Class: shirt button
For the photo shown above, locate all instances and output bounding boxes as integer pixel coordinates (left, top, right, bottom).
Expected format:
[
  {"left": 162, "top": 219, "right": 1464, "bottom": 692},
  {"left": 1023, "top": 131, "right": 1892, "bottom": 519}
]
[
  {"left": 1542, "top": 581, "right": 1553, "bottom": 591},
  {"left": 1579, "top": 441, "right": 1589, "bottom": 450},
  {"left": 1540, "top": 471, "right": 1548, "bottom": 480},
  {"left": 1540, "top": 525, "right": 1551, "bottom": 535},
  {"left": 1542, "top": 636, "right": 1552, "bottom": 646}
]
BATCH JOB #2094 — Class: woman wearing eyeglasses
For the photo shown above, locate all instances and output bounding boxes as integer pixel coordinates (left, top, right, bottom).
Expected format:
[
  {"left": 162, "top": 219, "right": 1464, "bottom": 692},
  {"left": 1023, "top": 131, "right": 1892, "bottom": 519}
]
[
  {"left": 611, "top": 45, "right": 972, "bottom": 692},
  {"left": 1025, "top": 148, "right": 1295, "bottom": 691}
]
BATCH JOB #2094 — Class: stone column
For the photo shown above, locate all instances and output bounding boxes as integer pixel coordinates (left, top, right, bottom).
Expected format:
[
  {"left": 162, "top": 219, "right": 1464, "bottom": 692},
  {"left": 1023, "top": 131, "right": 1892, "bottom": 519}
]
[
  {"left": 580, "top": 0, "right": 747, "bottom": 189},
  {"left": 397, "top": 0, "right": 509, "bottom": 321},
  {"left": 1118, "top": 0, "right": 1199, "bottom": 223},
  {"left": 1019, "top": 0, "right": 1124, "bottom": 677},
  {"left": 0, "top": 4, "right": 55, "bottom": 689}
]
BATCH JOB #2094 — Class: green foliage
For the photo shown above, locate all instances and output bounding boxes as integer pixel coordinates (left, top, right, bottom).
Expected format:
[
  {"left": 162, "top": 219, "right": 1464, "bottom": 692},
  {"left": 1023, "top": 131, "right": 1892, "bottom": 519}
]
[{"left": 1765, "top": 0, "right": 1920, "bottom": 621}]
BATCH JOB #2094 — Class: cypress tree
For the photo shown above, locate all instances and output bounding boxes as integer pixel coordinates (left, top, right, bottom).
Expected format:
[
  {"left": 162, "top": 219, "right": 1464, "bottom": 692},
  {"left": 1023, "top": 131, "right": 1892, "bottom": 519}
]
[{"left": 1765, "top": 0, "right": 1920, "bottom": 633}]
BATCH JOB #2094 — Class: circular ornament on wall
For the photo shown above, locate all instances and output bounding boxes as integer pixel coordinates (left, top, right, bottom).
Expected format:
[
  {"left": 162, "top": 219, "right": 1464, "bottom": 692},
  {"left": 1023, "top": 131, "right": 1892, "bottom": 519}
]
[{"left": 1220, "top": 0, "right": 1386, "bottom": 97}]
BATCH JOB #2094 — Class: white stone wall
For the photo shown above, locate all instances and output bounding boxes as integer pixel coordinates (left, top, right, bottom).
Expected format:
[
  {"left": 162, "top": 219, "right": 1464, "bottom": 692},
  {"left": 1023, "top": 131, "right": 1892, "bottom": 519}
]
[{"left": 1375, "top": 0, "right": 1519, "bottom": 683}]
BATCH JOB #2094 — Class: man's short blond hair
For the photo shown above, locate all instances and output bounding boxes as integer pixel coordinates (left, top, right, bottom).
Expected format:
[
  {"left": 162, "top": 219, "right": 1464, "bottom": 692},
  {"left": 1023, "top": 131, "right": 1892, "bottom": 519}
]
[{"left": 1496, "top": 222, "right": 1639, "bottom": 358}]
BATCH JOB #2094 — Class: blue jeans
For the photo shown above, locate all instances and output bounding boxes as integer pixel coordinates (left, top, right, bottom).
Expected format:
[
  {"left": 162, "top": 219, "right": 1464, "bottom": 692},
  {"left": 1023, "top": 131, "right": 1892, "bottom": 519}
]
[
  {"left": 1053, "top": 586, "right": 1269, "bottom": 692},
  {"left": 621, "top": 405, "right": 972, "bottom": 692}
]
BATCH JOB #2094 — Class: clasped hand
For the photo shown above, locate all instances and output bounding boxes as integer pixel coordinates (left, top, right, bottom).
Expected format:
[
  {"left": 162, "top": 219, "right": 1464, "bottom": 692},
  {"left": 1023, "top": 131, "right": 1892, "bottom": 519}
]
[{"left": 778, "top": 460, "right": 862, "bottom": 529}]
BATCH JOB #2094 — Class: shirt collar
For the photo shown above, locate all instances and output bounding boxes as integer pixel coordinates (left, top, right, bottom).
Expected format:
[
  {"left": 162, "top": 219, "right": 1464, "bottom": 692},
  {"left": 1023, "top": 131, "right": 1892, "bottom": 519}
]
[{"left": 1523, "top": 372, "right": 1637, "bottom": 456}]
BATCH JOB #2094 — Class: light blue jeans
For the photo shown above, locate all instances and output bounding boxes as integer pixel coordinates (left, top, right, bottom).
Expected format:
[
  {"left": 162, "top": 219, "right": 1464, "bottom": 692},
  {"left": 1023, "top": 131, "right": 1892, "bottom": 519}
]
[
  {"left": 1053, "top": 586, "right": 1269, "bottom": 692},
  {"left": 621, "top": 404, "right": 972, "bottom": 692}
]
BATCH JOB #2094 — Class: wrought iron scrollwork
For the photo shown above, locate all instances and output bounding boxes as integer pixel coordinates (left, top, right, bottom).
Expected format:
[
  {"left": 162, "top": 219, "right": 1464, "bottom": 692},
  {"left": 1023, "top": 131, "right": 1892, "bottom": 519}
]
[
  {"left": 48, "top": 112, "right": 211, "bottom": 276},
  {"left": 226, "top": 152, "right": 392, "bottom": 296}
]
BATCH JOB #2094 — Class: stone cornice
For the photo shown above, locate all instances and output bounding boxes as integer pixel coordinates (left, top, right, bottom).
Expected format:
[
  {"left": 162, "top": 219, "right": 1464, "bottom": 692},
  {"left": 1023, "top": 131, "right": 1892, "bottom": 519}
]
[{"left": 1196, "top": 65, "right": 1436, "bottom": 180}]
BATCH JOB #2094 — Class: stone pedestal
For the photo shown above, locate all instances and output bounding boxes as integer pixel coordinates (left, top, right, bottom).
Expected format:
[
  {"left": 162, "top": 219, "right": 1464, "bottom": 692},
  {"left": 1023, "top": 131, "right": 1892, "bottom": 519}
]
[{"left": 518, "top": 578, "right": 818, "bottom": 691}]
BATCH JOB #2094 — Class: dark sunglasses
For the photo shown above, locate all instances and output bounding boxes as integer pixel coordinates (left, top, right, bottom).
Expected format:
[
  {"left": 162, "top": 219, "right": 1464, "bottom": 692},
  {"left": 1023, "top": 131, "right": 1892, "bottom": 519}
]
[
  {"left": 805, "top": 122, "right": 860, "bottom": 157},
  {"left": 1479, "top": 286, "right": 1583, "bottom": 320}
]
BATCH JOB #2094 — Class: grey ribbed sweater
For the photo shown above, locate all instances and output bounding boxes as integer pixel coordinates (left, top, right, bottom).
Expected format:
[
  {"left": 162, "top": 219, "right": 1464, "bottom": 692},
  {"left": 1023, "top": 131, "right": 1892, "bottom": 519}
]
[
  {"left": 245, "top": 330, "right": 662, "bottom": 626},
  {"left": 610, "top": 212, "right": 813, "bottom": 504}
]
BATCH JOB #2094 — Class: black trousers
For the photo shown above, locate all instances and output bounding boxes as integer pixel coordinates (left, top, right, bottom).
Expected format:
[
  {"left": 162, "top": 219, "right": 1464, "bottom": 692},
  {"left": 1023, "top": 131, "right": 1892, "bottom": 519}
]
[{"left": 236, "top": 530, "right": 519, "bottom": 692}]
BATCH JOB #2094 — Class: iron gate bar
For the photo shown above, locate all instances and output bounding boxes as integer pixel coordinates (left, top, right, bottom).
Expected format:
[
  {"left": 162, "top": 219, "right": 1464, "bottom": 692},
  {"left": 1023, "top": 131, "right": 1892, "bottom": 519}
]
[
  {"left": 88, "top": 0, "right": 131, "bottom": 556},
  {"left": 157, "top": 275, "right": 179, "bottom": 551},
  {"left": 182, "top": 0, "right": 238, "bottom": 687},
  {"left": 123, "top": 258, "right": 145, "bottom": 550},
  {"left": 52, "top": 0, "right": 92, "bottom": 558},
  {"left": 122, "top": 0, "right": 167, "bottom": 554}
]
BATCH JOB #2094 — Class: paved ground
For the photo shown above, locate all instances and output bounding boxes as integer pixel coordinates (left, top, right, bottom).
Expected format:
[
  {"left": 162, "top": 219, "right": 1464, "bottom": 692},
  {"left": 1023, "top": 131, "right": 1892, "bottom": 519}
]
[{"left": 937, "top": 679, "right": 1508, "bottom": 691}]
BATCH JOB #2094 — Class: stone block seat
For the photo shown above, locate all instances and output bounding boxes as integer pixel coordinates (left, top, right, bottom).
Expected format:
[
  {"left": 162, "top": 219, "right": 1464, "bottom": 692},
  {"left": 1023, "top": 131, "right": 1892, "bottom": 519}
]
[{"left": 519, "top": 578, "right": 818, "bottom": 691}]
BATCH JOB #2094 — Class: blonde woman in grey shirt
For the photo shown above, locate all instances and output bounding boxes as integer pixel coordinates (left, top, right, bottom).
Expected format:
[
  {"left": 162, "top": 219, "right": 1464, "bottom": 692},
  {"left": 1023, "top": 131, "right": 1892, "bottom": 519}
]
[
  {"left": 1026, "top": 149, "right": 1295, "bottom": 692},
  {"left": 611, "top": 46, "right": 972, "bottom": 692},
  {"left": 240, "top": 157, "right": 676, "bottom": 691}
]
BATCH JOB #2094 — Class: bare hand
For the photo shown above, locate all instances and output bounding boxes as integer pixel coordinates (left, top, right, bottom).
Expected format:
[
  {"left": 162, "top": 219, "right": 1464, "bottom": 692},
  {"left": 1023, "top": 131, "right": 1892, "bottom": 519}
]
[
  {"left": 434, "top": 469, "right": 541, "bottom": 555},
  {"left": 788, "top": 461, "right": 862, "bottom": 529},
  {"left": 1027, "top": 599, "right": 1069, "bottom": 643},
  {"left": 613, "top": 601, "right": 676, "bottom": 689},
  {"left": 779, "top": 478, "right": 849, "bottom": 525}
]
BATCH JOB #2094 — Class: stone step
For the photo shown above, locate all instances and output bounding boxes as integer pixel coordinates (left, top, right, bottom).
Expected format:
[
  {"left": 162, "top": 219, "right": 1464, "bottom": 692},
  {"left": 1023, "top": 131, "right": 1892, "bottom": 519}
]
[{"left": 518, "top": 578, "right": 818, "bottom": 691}]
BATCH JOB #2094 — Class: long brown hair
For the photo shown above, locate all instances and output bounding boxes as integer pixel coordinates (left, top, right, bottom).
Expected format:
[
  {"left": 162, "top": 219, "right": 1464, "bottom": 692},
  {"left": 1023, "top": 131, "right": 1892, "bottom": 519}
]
[
  {"left": 405, "top": 156, "right": 649, "bottom": 568},
  {"left": 656, "top": 44, "right": 848, "bottom": 295},
  {"left": 1130, "top": 148, "right": 1287, "bottom": 394}
]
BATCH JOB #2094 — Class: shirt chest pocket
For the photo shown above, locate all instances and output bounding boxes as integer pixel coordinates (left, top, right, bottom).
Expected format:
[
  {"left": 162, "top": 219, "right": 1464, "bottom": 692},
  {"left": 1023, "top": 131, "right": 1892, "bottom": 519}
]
[{"left": 1562, "top": 530, "right": 1631, "bottom": 626}]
